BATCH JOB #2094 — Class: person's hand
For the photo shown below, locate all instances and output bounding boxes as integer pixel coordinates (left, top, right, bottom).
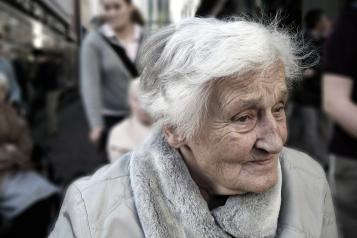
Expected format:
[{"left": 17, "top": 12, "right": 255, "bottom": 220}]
[
  {"left": 5, "top": 144, "right": 17, "bottom": 152},
  {"left": 303, "top": 69, "right": 315, "bottom": 78},
  {"left": 89, "top": 127, "right": 104, "bottom": 144},
  {"left": 0, "top": 144, "right": 17, "bottom": 170}
]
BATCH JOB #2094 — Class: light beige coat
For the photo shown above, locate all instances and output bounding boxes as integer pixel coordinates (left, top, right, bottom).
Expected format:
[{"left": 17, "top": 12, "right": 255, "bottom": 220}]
[{"left": 49, "top": 148, "right": 337, "bottom": 238}]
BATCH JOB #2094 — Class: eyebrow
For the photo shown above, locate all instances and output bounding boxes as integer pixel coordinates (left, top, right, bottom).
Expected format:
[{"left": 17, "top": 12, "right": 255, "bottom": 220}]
[
  {"left": 223, "top": 88, "right": 289, "bottom": 111},
  {"left": 278, "top": 89, "right": 289, "bottom": 101},
  {"left": 238, "top": 97, "right": 264, "bottom": 109}
]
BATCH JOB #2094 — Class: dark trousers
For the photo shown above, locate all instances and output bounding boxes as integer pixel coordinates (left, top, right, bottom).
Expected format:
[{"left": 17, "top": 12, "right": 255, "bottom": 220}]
[
  {"left": 287, "top": 104, "right": 332, "bottom": 169},
  {"left": 97, "top": 115, "right": 125, "bottom": 163},
  {"left": 329, "top": 155, "right": 357, "bottom": 238},
  {"left": 1, "top": 195, "right": 59, "bottom": 238}
]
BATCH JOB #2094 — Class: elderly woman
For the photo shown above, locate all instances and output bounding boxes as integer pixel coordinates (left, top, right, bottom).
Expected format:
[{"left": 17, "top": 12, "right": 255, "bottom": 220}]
[{"left": 50, "top": 18, "right": 337, "bottom": 238}]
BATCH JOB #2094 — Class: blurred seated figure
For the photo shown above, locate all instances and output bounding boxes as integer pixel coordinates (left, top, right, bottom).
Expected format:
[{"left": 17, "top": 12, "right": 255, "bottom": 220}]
[
  {"left": 50, "top": 18, "right": 337, "bottom": 238},
  {"left": 107, "top": 79, "right": 153, "bottom": 162},
  {"left": 0, "top": 74, "right": 58, "bottom": 238}
]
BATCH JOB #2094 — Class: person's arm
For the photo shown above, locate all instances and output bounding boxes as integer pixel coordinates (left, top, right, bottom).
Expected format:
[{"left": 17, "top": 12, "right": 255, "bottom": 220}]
[
  {"left": 0, "top": 143, "right": 30, "bottom": 169},
  {"left": 0, "top": 105, "right": 32, "bottom": 169},
  {"left": 323, "top": 74, "right": 357, "bottom": 137},
  {"left": 0, "top": 144, "right": 22, "bottom": 170},
  {"left": 80, "top": 34, "right": 104, "bottom": 143},
  {"left": 6, "top": 60, "right": 22, "bottom": 104},
  {"left": 49, "top": 184, "right": 92, "bottom": 238}
]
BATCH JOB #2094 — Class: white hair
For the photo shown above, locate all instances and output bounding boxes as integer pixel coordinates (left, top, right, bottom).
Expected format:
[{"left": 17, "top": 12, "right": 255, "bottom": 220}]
[{"left": 138, "top": 17, "right": 303, "bottom": 140}]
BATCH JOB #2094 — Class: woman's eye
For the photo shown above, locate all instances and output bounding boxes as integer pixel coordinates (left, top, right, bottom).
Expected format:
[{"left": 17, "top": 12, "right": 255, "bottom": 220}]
[
  {"left": 113, "top": 3, "right": 121, "bottom": 10},
  {"left": 232, "top": 113, "right": 255, "bottom": 124},
  {"left": 237, "top": 115, "right": 250, "bottom": 123},
  {"left": 231, "top": 112, "right": 257, "bottom": 132},
  {"left": 276, "top": 106, "right": 285, "bottom": 112},
  {"left": 273, "top": 104, "right": 286, "bottom": 119},
  {"left": 104, "top": 4, "right": 121, "bottom": 11}
]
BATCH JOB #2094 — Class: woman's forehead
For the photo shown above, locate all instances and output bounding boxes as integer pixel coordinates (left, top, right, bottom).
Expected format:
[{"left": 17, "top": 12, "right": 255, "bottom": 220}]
[
  {"left": 101, "top": 0, "right": 124, "bottom": 5},
  {"left": 217, "top": 65, "right": 285, "bottom": 96},
  {"left": 222, "top": 82, "right": 287, "bottom": 110},
  {"left": 213, "top": 67, "right": 287, "bottom": 110}
]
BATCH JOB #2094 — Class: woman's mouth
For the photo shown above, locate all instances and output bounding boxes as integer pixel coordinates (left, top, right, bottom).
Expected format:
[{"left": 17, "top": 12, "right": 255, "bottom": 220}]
[{"left": 247, "top": 154, "right": 277, "bottom": 166}]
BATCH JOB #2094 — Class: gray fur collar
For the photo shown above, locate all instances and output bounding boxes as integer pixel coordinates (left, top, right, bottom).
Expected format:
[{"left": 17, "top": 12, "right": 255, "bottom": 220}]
[{"left": 130, "top": 130, "right": 282, "bottom": 238}]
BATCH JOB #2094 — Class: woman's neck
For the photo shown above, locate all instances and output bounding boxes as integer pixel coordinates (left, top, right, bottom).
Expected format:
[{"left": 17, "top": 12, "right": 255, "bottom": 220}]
[
  {"left": 114, "top": 23, "right": 135, "bottom": 42},
  {"left": 178, "top": 145, "right": 246, "bottom": 207}
]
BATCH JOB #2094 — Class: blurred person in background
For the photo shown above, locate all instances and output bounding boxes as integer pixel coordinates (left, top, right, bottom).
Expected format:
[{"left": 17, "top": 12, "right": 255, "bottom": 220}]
[
  {"left": 89, "top": 15, "right": 106, "bottom": 31},
  {"left": 11, "top": 48, "right": 31, "bottom": 106},
  {"left": 323, "top": 1, "right": 357, "bottom": 237},
  {"left": 51, "top": 18, "right": 337, "bottom": 238},
  {"left": 32, "top": 49, "right": 61, "bottom": 135},
  {"left": 80, "top": 0, "right": 147, "bottom": 159},
  {"left": 288, "top": 9, "right": 332, "bottom": 169},
  {"left": 107, "top": 79, "right": 153, "bottom": 162},
  {"left": 0, "top": 43, "right": 22, "bottom": 109},
  {"left": 0, "top": 73, "right": 58, "bottom": 238}
]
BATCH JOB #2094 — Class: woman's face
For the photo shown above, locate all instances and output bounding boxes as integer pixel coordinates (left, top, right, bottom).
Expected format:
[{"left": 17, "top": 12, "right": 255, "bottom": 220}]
[
  {"left": 179, "top": 65, "right": 288, "bottom": 195},
  {"left": 101, "top": 0, "right": 133, "bottom": 30}
]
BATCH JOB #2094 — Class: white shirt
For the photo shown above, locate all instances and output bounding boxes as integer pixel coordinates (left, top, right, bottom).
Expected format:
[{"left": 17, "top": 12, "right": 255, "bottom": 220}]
[
  {"left": 107, "top": 116, "right": 152, "bottom": 162},
  {"left": 101, "top": 23, "right": 142, "bottom": 62},
  {"left": 99, "top": 24, "right": 142, "bottom": 116}
]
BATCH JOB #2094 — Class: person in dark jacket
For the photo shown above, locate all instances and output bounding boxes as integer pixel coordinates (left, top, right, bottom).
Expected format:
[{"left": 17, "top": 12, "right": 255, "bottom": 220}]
[
  {"left": 323, "top": 2, "right": 357, "bottom": 237},
  {"left": 32, "top": 50, "right": 60, "bottom": 135},
  {"left": 288, "top": 9, "right": 332, "bottom": 168}
]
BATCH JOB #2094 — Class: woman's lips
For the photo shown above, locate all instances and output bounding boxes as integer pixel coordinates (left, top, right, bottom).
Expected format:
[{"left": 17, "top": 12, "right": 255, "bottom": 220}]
[
  {"left": 247, "top": 155, "right": 277, "bottom": 165},
  {"left": 252, "top": 158, "right": 274, "bottom": 165}
]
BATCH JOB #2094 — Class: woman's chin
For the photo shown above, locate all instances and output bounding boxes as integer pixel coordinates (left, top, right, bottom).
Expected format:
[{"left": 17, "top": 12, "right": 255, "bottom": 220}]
[{"left": 213, "top": 172, "right": 278, "bottom": 195}]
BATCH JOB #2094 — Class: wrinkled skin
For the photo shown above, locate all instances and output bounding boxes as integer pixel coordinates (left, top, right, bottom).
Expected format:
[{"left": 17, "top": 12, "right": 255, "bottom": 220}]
[{"left": 168, "top": 64, "right": 288, "bottom": 196}]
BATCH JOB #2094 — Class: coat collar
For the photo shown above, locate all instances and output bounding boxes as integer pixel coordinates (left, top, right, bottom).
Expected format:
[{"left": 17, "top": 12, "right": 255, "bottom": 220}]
[
  {"left": 100, "top": 23, "right": 142, "bottom": 44},
  {"left": 276, "top": 148, "right": 336, "bottom": 237}
]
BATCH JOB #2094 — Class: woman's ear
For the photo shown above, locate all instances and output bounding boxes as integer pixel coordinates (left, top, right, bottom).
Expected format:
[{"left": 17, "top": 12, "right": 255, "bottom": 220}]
[{"left": 163, "top": 126, "right": 185, "bottom": 148}]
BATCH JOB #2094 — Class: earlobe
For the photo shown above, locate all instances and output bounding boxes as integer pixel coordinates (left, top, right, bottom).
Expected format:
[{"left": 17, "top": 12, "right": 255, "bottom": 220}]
[{"left": 163, "top": 126, "right": 185, "bottom": 148}]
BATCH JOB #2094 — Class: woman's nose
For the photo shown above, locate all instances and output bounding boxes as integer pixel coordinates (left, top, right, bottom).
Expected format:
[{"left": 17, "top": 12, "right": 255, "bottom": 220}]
[{"left": 255, "top": 116, "right": 284, "bottom": 154}]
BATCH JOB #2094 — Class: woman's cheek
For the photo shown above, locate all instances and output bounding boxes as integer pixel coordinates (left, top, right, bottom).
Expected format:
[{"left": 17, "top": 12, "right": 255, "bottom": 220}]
[
  {"left": 278, "top": 121, "right": 288, "bottom": 144},
  {"left": 225, "top": 132, "right": 257, "bottom": 157}
]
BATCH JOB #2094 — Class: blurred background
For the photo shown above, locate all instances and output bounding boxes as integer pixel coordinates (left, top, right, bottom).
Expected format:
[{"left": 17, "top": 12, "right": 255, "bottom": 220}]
[
  {"left": 0, "top": 0, "right": 356, "bottom": 237},
  {"left": 0, "top": 0, "right": 347, "bottom": 183}
]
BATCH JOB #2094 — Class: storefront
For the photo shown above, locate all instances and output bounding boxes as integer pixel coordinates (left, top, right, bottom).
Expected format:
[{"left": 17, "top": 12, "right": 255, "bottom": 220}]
[{"left": 0, "top": 0, "right": 78, "bottom": 123}]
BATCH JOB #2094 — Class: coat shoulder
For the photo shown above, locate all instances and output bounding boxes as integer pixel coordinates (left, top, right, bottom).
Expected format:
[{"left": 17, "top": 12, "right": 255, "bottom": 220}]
[
  {"left": 72, "top": 153, "right": 134, "bottom": 221},
  {"left": 50, "top": 153, "right": 144, "bottom": 237},
  {"left": 81, "top": 30, "right": 103, "bottom": 48},
  {"left": 280, "top": 147, "right": 326, "bottom": 180},
  {"left": 277, "top": 147, "right": 337, "bottom": 237}
]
